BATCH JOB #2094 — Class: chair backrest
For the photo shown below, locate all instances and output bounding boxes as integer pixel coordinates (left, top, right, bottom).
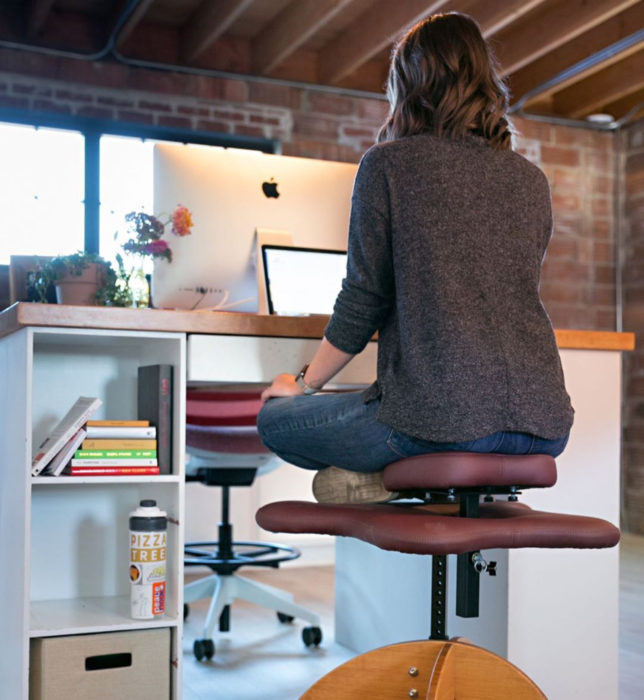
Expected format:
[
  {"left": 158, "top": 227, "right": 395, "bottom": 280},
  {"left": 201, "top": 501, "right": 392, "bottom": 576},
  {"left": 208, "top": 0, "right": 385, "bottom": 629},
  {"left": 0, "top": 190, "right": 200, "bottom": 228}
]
[{"left": 186, "top": 390, "right": 263, "bottom": 427}]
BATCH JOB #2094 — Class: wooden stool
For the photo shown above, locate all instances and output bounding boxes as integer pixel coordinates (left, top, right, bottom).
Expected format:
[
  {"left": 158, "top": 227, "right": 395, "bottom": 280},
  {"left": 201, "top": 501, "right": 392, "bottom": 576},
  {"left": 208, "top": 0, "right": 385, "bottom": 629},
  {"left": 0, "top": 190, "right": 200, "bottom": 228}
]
[{"left": 256, "top": 452, "right": 620, "bottom": 697}]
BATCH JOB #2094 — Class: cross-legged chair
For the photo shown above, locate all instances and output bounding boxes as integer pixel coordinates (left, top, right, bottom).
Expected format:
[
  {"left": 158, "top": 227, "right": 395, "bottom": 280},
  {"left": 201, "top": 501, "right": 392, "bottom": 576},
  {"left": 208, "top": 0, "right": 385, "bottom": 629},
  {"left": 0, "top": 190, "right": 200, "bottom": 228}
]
[
  {"left": 256, "top": 452, "right": 619, "bottom": 697},
  {"left": 184, "top": 390, "right": 322, "bottom": 661}
]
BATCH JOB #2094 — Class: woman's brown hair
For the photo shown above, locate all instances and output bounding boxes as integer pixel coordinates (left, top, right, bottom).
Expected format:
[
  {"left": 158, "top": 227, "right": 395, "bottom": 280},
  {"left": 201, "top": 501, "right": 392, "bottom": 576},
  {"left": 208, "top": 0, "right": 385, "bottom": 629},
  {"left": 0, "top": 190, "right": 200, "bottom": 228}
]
[{"left": 378, "top": 12, "right": 513, "bottom": 149}]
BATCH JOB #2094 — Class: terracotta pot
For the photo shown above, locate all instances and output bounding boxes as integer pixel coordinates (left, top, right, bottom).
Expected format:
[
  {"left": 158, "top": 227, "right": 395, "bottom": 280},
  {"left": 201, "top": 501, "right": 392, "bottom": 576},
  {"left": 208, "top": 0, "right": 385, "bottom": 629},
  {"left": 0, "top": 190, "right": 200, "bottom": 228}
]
[{"left": 54, "top": 263, "right": 104, "bottom": 306}]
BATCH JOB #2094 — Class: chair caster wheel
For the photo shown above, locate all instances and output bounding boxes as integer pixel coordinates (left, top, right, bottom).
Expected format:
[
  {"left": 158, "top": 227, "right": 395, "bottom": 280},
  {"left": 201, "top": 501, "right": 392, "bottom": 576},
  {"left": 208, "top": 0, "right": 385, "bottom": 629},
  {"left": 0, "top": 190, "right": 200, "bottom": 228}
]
[
  {"left": 277, "top": 612, "right": 295, "bottom": 623},
  {"left": 183, "top": 604, "right": 189, "bottom": 620},
  {"left": 302, "top": 626, "right": 322, "bottom": 647},
  {"left": 194, "top": 638, "right": 215, "bottom": 661}
]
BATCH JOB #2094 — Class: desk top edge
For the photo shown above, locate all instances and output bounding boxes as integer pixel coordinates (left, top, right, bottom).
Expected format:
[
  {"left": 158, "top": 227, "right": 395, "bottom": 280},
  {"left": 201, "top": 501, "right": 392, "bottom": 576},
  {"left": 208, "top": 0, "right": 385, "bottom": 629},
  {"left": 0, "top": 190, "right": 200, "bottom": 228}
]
[{"left": 0, "top": 302, "right": 636, "bottom": 351}]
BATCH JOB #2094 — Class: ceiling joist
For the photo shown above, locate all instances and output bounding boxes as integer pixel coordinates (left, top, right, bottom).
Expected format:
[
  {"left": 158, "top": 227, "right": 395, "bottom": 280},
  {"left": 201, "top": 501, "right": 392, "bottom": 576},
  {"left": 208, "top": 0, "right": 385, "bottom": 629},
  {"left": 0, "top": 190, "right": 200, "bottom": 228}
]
[
  {"left": 181, "top": 0, "right": 254, "bottom": 64},
  {"left": 252, "top": 0, "right": 354, "bottom": 75},
  {"left": 317, "top": 0, "right": 451, "bottom": 85},
  {"left": 495, "top": 0, "right": 641, "bottom": 75},
  {"left": 509, "top": 2, "right": 644, "bottom": 104},
  {"left": 553, "top": 47, "right": 644, "bottom": 117}
]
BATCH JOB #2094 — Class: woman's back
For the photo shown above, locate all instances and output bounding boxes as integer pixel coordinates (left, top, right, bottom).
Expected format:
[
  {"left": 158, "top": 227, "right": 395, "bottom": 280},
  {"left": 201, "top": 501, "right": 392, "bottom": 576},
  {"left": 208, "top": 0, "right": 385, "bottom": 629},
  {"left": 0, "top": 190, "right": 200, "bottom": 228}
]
[{"left": 326, "top": 132, "right": 574, "bottom": 442}]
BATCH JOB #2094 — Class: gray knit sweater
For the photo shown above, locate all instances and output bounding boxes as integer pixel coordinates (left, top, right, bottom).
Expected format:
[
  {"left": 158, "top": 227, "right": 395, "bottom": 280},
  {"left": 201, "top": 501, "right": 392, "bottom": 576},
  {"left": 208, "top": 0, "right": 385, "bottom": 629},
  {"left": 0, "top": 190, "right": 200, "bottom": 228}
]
[{"left": 324, "top": 132, "right": 574, "bottom": 442}]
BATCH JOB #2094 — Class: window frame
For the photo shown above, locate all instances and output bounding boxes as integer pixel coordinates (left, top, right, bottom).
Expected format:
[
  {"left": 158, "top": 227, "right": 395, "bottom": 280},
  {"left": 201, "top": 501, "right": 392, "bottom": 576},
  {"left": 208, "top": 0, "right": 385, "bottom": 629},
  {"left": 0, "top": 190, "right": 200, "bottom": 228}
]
[{"left": 0, "top": 106, "right": 276, "bottom": 254}]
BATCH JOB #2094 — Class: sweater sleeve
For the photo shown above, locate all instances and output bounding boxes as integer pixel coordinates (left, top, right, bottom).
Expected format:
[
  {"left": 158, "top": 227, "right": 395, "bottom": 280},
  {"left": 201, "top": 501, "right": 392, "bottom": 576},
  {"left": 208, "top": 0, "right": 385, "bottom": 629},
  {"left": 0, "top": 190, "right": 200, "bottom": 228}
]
[{"left": 324, "top": 147, "right": 395, "bottom": 355}]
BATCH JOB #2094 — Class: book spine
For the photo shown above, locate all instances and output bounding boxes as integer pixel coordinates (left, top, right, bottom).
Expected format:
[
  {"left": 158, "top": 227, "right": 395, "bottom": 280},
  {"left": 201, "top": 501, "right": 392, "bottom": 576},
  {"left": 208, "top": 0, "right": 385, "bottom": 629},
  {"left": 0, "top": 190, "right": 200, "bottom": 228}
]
[
  {"left": 74, "top": 450, "right": 157, "bottom": 459},
  {"left": 85, "top": 426, "right": 157, "bottom": 438},
  {"left": 81, "top": 439, "right": 157, "bottom": 450},
  {"left": 64, "top": 466, "right": 160, "bottom": 476},
  {"left": 70, "top": 458, "right": 158, "bottom": 467},
  {"left": 86, "top": 419, "right": 150, "bottom": 427},
  {"left": 138, "top": 364, "right": 173, "bottom": 475}
]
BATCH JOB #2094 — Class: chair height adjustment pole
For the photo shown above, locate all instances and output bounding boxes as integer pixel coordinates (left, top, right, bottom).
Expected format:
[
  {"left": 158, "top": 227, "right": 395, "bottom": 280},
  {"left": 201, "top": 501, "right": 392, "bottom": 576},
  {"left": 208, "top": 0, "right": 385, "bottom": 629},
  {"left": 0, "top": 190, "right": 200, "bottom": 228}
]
[
  {"left": 430, "top": 554, "right": 448, "bottom": 640},
  {"left": 217, "top": 485, "right": 234, "bottom": 560}
]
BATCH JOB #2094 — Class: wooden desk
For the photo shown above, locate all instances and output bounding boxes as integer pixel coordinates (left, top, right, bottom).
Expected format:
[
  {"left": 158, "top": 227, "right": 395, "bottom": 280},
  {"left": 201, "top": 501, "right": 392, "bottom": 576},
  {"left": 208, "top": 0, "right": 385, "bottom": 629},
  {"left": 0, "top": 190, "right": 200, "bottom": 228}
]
[{"left": 0, "top": 302, "right": 634, "bottom": 700}]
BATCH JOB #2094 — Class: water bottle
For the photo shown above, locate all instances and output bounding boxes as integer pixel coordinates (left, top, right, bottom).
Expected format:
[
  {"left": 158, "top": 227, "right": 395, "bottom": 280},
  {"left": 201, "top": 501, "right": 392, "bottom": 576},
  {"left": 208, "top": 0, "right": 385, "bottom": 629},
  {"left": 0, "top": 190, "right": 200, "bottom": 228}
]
[{"left": 129, "top": 499, "right": 167, "bottom": 619}]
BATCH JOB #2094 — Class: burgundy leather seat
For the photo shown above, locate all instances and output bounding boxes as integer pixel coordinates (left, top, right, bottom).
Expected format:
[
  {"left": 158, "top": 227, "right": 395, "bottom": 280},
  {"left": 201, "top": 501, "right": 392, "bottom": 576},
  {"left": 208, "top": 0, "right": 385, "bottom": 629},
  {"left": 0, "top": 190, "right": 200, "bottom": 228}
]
[{"left": 257, "top": 452, "right": 620, "bottom": 555}]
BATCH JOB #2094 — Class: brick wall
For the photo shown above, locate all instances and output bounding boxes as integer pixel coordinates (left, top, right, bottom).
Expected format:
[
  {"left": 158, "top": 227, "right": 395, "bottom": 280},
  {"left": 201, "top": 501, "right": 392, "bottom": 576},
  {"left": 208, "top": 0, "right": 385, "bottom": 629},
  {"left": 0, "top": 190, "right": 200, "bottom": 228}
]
[
  {"left": 0, "top": 52, "right": 618, "bottom": 332},
  {"left": 622, "top": 119, "right": 644, "bottom": 533}
]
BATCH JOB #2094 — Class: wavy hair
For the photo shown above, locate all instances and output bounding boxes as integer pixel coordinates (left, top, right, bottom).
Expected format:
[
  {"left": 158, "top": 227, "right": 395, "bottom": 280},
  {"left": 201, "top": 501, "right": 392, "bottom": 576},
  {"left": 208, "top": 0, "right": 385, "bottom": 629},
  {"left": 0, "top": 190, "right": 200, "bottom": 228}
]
[{"left": 378, "top": 12, "right": 513, "bottom": 150}]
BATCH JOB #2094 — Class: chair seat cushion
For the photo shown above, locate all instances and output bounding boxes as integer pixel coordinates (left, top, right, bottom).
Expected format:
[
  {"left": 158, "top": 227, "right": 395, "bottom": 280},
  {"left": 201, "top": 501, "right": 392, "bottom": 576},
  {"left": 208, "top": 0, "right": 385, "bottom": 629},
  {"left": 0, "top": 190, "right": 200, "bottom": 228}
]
[
  {"left": 186, "top": 424, "right": 268, "bottom": 454},
  {"left": 256, "top": 500, "right": 620, "bottom": 555},
  {"left": 382, "top": 452, "right": 557, "bottom": 491}
]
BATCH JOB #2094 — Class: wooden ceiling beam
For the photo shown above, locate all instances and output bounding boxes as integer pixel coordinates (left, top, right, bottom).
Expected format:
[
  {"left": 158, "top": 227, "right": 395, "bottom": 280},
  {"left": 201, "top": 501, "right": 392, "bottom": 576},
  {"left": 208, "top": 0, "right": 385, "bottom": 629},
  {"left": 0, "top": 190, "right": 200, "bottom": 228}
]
[
  {"left": 457, "top": 0, "right": 550, "bottom": 37},
  {"left": 26, "top": 0, "right": 55, "bottom": 37},
  {"left": 551, "top": 48, "right": 644, "bottom": 118},
  {"left": 115, "top": 0, "right": 156, "bottom": 49},
  {"left": 252, "top": 0, "right": 354, "bottom": 75},
  {"left": 494, "top": 0, "right": 641, "bottom": 75},
  {"left": 180, "top": 0, "right": 254, "bottom": 64},
  {"left": 317, "top": 0, "right": 451, "bottom": 85},
  {"left": 600, "top": 87, "right": 644, "bottom": 122},
  {"left": 508, "top": 3, "right": 644, "bottom": 104}
]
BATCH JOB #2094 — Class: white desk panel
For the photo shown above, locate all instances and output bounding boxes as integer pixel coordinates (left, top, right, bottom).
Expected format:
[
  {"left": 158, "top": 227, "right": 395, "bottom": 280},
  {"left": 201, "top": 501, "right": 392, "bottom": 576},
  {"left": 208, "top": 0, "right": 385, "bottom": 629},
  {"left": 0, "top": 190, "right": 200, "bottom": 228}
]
[{"left": 187, "top": 334, "right": 377, "bottom": 385}]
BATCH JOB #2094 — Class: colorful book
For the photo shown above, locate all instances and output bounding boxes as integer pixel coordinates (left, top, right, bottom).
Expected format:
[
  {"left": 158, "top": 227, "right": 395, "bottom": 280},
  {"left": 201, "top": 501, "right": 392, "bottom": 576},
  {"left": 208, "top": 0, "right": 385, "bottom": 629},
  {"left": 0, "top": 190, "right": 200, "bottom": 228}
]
[
  {"left": 85, "top": 425, "right": 156, "bottom": 438},
  {"left": 73, "top": 449, "right": 157, "bottom": 459},
  {"left": 81, "top": 438, "right": 157, "bottom": 450},
  {"left": 41, "top": 428, "right": 87, "bottom": 477},
  {"left": 138, "top": 364, "right": 173, "bottom": 475},
  {"left": 31, "top": 397, "right": 102, "bottom": 476},
  {"left": 86, "top": 419, "right": 150, "bottom": 427},
  {"left": 69, "top": 458, "right": 157, "bottom": 467},
  {"left": 63, "top": 466, "right": 160, "bottom": 476}
]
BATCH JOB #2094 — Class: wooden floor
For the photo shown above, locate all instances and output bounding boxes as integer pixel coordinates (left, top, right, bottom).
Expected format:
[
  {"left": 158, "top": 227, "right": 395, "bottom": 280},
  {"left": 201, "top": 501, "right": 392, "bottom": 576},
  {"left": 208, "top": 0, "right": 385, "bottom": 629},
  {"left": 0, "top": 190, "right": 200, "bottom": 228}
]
[{"left": 183, "top": 534, "right": 644, "bottom": 700}]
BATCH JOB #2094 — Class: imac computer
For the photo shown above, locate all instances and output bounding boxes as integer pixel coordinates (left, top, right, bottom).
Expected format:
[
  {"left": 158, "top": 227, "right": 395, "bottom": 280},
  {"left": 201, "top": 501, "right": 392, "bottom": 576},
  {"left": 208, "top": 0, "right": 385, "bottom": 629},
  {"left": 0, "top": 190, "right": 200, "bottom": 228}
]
[{"left": 151, "top": 143, "right": 358, "bottom": 312}]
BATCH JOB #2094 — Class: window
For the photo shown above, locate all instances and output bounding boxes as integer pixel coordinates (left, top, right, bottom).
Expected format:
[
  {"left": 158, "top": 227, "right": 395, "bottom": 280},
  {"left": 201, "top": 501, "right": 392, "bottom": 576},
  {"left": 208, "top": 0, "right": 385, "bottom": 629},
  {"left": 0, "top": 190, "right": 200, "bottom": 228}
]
[
  {"left": 0, "top": 112, "right": 274, "bottom": 266},
  {"left": 0, "top": 122, "right": 84, "bottom": 264}
]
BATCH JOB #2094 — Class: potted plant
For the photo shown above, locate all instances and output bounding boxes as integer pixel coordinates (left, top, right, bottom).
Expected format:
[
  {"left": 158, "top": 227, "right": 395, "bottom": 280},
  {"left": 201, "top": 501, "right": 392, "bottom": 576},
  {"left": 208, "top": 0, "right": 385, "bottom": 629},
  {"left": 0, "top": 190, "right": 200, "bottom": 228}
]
[{"left": 32, "top": 252, "right": 123, "bottom": 306}]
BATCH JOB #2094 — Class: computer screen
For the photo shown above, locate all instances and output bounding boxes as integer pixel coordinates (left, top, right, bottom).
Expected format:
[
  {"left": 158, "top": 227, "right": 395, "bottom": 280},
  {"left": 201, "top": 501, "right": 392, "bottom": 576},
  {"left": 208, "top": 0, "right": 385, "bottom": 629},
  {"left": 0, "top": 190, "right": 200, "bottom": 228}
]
[
  {"left": 262, "top": 245, "right": 347, "bottom": 316},
  {"left": 151, "top": 143, "right": 357, "bottom": 311}
]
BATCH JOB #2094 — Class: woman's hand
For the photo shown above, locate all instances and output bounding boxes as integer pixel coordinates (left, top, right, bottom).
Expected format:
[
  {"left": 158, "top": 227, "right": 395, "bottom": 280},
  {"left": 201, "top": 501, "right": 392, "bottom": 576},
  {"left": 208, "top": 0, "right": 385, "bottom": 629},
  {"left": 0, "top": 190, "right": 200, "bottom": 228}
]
[{"left": 261, "top": 373, "right": 304, "bottom": 403}]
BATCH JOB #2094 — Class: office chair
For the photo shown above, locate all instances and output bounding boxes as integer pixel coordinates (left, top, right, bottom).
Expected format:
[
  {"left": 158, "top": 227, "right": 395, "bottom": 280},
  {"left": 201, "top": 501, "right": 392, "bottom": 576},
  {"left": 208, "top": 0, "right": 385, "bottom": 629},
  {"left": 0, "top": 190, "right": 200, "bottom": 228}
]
[
  {"left": 184, "top": 389, "right": 322, "bottom": 661},
  {"left": 257, "top": 452, "right": 619, "bottom": 697}
]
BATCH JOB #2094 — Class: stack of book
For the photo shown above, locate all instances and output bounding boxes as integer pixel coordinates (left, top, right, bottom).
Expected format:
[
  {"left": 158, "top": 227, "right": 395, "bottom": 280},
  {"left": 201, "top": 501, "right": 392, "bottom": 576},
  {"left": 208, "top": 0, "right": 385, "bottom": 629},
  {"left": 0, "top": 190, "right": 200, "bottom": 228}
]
[{"left": 64, "top": 420, "right": 159, "bottom": 476}]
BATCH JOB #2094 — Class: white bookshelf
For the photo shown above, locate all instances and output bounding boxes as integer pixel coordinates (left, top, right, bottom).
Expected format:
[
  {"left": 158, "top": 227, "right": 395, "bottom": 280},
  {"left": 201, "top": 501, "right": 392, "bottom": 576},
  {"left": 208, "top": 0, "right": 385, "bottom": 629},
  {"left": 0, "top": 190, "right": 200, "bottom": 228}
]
[{"left": 0, "top": 326, "right": 185, "bottom": 699}]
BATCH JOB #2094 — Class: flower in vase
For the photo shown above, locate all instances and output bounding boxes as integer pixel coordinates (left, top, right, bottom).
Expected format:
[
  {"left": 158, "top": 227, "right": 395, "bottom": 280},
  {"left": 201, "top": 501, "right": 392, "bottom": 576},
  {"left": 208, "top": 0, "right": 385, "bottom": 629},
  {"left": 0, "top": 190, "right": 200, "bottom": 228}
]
[{"left": 121, "top": 205, "right": 194, "bottom": 263}]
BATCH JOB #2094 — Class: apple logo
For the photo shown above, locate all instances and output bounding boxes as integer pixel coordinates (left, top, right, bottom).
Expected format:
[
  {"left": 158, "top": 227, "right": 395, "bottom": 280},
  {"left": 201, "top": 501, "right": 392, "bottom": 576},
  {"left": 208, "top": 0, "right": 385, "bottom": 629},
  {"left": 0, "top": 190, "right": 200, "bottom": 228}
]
[{"left": 262, "top": 178, "right": 279, "bottom": 198}]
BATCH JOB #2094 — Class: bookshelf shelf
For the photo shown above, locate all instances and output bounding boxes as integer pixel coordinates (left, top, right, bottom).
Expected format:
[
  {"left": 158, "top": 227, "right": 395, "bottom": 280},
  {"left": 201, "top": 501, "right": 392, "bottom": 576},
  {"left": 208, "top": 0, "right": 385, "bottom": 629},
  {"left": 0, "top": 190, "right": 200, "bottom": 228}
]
[
  {"left": 30, "top": 596, "right": 180, "bottom": 637},
  {"left": 32, "top": 475, "right": 182, "bottom": 485},
  {"left": 0, "top": 325, "right": 186, "bottom": 699}
]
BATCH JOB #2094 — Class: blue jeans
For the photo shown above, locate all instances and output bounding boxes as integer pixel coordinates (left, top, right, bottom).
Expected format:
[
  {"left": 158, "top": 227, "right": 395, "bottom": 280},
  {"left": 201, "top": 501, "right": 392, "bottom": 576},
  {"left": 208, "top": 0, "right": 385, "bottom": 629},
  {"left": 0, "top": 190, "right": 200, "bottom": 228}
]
[{"left": 256, "top": 391, "right": 569, "bottom": 473}]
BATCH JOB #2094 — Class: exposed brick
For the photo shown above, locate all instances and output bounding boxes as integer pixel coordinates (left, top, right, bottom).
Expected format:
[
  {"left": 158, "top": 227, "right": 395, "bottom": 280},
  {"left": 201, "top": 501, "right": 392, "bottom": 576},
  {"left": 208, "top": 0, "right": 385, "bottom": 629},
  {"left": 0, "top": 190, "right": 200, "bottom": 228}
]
[
  {"left": 593, "top": 241, "right": 615, "bottom": 263},
  {"left": 541, "top": 145, "right": 580, "bottom": 167},
  {"left": 545, "top": 237, "right": 577, "bottom": 259},
  {"left": 55, "top": 89, "right": 93, "bottom": 102},
  {"left": 247, "top": 81, "right": 298, "bottom": 109},
  {"left": 211, "top": 109, "right": 245, "bottom": 122},
  {"left": 75, "top": 105, "right": 114, "bottom": 119},
  {"left": 541, "top": 259, "right": 590, "bottom": 283},
  {"left": 551, "top": 193, "right": 580, "bottom": 213},
  {"left": 594, "top": 264, "right": 616, "bottom": 285},
  {"left": 176, "top": 105, "right": 210, "bottom": 117},
  {"left": 195, "top": 119, "right": 230, "bottom": 133},
  {"left": 234, "top": 124, "right": 267, "bottom": 138},
  {"left": 0, "top": 95, "right": 30, "bottom": 110},
  {"left": 292, "top": 113, "right": 340, "bottom": 139},
  {"left": 307, "top": 92, "right": 356, "bottom": 116},
  {"left": 281, "top": 139, "right": 361, "bottom": 164},
  {"left": 157, "top": 115, "right": 193, "bottom": 129},
  {"left": 594, "top": 308, "right": 616, "bottom": 330},
  {"left": 116, "top": 110, "right": 154, "bottom": 124},
  {"left": 357, "top": 98, "right": 388, "bottom": 121},
  {"left": 540, "top": 282, "right": 581, "bottom": 303},
  {"left": 514, "top": 118, "right": 553, "bottom": 143},
  {"left": 585, "top": 150, "right": 613, "bottom": 172},
  {"left": 139, "top": 100, "right": 172, "bottom": 112},
  {"left": 98, "top": 95, "right": 135, "bottom": 108},
  {"left": 591, "top": 197, "right": 611, "bottom": 218},
  {"left": 249, "top": 113, "right": 282, "bottom": 126},
  {"left": 552, "top": 168, "right": 583, "bottom": 190},
  {"left": 32, "top": 99, "right": 72, "bottom": 114},
  {"left": 341, "top": 125, "right": 378, "bottom": 139}
]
